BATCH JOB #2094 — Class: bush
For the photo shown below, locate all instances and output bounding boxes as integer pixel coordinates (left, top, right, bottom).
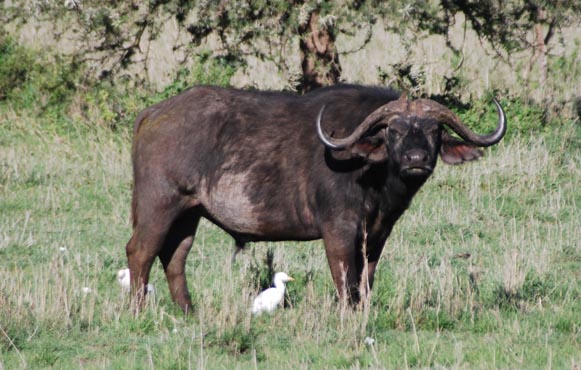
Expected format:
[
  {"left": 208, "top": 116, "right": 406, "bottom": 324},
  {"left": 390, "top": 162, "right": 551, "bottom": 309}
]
[
  {"left": 454, "top": 95, "right": 549, "bottom": 138},
  {"left": 0, "top": 41, "right": 240, "bottom": 132},
  {"left": 0, "top": 35, "right": 35, "bottom": 101},
  {"left": 153, "top": 51, "right": 238, "bottom": 104},
  {"left": 0, "top": 35, "right": 82, "bottom": 121}
]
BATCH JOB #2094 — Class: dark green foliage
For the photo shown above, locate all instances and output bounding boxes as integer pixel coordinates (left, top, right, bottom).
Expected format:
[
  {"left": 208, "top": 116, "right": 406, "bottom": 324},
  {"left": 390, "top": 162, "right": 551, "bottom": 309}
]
[
  {"left": 153, "top": 51, "right": 237, "bottom": 103},
  {"left": 0, "top": 36, "right": 35, "bottom": 100},
  {"left": 454, "top": 96, "right": 549, "bottom": 137}
]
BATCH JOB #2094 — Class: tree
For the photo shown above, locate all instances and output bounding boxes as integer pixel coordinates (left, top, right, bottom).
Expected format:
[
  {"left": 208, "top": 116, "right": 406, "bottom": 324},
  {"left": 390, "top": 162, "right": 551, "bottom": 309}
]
[
  {"left": 177, "top": 0, "right": 374, "bottom": 93},
  {"left": 2, "top": 0, "right": 376, "bottom": 93},
  {"left": 2, "top": 0, "right": 579, "bottom": 98},
  {"left": 390, "top": 0, "right": 581, "bottom": 91}
]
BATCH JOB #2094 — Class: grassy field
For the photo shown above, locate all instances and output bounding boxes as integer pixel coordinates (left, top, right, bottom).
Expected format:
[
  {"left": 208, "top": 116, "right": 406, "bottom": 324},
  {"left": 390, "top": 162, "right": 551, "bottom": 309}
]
[{"left": 0, "top": 102, "right": 579, "bottom": 369}]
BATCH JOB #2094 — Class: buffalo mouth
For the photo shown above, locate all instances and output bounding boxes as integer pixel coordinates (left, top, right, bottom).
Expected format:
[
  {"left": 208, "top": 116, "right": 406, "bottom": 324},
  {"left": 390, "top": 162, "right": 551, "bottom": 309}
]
[{"left": 400, "top": 166, "right": 433, "bottom": 177}]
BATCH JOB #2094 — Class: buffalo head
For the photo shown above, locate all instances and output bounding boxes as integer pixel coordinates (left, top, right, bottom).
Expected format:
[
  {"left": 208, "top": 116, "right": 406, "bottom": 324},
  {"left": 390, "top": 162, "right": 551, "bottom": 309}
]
[{"left": 316, "top": 95, "right": 507, "bottom": 177}]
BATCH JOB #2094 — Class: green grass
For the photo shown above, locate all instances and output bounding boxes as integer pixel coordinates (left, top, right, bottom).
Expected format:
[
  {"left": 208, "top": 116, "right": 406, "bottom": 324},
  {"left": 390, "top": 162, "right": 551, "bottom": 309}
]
[{"left": 0, "top": 104, "right": 579, "bottom": 369}]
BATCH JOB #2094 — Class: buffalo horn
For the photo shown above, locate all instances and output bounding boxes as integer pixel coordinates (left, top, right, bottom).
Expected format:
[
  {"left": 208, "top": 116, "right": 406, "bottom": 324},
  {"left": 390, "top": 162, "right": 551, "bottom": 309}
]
[
  {"left": 316, "top": 104, "right": 401, "bottom": 150},
  {"left": 420, "top": 98, "right": 507, "bottom": 147}
]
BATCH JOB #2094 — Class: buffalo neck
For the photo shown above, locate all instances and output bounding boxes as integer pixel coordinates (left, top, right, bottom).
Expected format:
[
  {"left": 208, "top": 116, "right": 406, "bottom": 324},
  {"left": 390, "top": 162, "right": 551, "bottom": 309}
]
[{"left": 361, "top": 163, "right": 430, "bottom": 228}]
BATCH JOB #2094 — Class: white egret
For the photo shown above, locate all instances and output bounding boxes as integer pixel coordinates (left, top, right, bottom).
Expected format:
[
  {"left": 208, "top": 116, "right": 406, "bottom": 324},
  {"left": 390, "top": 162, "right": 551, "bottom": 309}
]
[
  {"left": 364, "top": 337, "right": 375, "bottom": 345},
  {"left": 117, "top": 268, "right": 154, "bottom": 293},
  {"left": 117, "top": 268, "right": 131, "bottom": 291},
  {"left": 251, "top": 272, "right": 294, "bottom": 316}
]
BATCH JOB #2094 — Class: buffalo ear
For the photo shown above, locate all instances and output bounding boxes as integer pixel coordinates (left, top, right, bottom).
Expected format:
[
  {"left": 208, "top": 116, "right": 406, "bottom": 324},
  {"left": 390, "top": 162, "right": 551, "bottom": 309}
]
[
  {"left": 440, "top": 129, "right": 483, "bottom": 165},
  {"left": 350, "top": 135, "right": 388, "bottom": 163}
]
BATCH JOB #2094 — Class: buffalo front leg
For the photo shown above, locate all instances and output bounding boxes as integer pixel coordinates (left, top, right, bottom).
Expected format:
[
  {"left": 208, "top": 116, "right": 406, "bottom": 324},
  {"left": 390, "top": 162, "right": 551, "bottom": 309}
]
[
  {"left": 322, "top": 231, "right": 361, "bottom": 306},
  {"left": 365, "top": 243, "right": 385, "bottom": 292},
  {"left": 357, "top": 237, "right": 387, "bottom": 304}
]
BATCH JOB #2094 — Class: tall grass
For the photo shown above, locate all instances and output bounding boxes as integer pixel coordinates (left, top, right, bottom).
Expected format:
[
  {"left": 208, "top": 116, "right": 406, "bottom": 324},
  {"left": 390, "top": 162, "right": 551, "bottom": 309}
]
[{"left": 1, "top": 97, "right": 579, "bottom": 368}]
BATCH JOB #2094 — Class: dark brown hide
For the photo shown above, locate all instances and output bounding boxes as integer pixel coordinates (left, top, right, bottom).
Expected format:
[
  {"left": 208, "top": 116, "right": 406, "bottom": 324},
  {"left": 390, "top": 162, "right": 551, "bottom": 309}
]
[{"left": 125, "top": 85, "right": 506, "bottom": 312}]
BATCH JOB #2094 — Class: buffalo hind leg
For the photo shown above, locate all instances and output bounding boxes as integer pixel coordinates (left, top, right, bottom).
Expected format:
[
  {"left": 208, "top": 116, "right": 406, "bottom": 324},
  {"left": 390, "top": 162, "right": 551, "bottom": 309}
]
[
  {"left": 231, "top": 239, "right": 246, "bottom": 264},
  {"left": 126, "top": 221, "right": 172, "bottom": 312},
  {"left": 126, "top": 198, "right": 183, "bottom": 313},
  {"left": 158, "top": 212, "right": 200, "bottom": 313}
]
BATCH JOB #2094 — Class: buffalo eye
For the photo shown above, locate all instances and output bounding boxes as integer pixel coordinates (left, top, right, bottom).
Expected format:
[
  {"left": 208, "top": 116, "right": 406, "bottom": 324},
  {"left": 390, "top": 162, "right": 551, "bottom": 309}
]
[
  {"left": 389, "top": 123, "right": 408, "bottom": 138},
  {"left": 426, "top": 125, "right": 440, "bottom": 135}
]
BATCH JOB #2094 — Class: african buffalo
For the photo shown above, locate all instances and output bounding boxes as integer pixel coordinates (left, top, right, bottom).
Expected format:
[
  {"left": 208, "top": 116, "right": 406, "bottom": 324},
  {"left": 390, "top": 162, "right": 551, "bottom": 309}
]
[{"left": 125, "top": 84, "right": 506, "bottom": 312}]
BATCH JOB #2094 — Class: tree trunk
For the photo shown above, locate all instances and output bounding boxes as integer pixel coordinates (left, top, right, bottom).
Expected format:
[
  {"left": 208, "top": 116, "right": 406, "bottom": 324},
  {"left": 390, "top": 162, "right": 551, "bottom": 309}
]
[
  {"left": 533, "top": 8, "right": 548, "bottom": 87},
  {"left": 297, "top": 10, "right": 342, "bottom": 94}
]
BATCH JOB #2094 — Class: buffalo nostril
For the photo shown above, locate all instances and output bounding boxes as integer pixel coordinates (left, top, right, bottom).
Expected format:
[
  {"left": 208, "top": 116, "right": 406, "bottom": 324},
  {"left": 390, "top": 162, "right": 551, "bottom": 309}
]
[{"left": 403, "top": 149, "right": 429, "bottom": 164}]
